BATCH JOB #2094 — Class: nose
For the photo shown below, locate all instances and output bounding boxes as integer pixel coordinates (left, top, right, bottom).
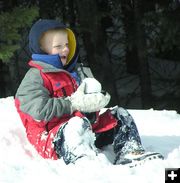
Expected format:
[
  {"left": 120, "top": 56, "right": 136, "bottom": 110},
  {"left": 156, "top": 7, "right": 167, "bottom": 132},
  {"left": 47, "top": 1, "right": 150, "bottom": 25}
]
[{"left": 62, "top": 45, "right": 68, "bottom": 50}]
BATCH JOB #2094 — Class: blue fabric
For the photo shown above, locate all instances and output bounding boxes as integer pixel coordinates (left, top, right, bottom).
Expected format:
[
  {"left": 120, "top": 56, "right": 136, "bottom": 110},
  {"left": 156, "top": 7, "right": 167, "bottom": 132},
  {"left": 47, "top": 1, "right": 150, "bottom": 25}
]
[
  {"left": 70, "top": 71, "right": 81, "bottom": 85},
  {"left": 32, "top": 54, "right": 80, "bottom": 85},
  {"left": 65, "top": 53, "right": 79, "bottom": 72},
  {"left": 32, "top": 54, "right": 64, "bottom": 69}
]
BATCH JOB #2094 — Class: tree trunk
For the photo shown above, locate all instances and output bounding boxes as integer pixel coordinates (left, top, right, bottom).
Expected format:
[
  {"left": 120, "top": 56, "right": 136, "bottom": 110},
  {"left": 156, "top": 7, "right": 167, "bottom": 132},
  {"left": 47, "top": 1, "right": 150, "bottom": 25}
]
[
  {"left": 0, "top": 60, "right": 7, "bottom": 98},
  {"left": 134, "top": 0, "right": 152, "bottom": 108},
  {"left": 67, "top": 0, "right": 76, "bottom": 28},
  {"left": 120, "top": 0, "right": 139, "bottom": 74},
  {"left": 75, "top": 0, "right": 119, "bottom": 106},
  {"left": 8, "top": 54, "right": 20, "bottom": 96}
]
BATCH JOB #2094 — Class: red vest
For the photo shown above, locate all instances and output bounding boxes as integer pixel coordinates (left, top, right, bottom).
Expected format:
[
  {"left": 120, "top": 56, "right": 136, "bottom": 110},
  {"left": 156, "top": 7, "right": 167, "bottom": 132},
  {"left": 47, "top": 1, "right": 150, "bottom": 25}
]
[{"left": 15, "top": 61, "right": 117, "bottom": 160}]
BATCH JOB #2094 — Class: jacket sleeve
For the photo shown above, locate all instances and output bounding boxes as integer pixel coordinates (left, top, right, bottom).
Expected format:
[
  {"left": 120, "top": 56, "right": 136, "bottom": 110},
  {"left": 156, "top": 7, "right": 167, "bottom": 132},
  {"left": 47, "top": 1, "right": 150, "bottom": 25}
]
[{"left": 15, "top": 68, "right": 72, "bottom": 122}]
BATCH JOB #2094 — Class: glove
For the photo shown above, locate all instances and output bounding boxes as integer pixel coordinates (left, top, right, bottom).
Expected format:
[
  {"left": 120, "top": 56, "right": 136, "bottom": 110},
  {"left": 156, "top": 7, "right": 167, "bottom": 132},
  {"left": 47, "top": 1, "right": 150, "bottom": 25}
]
[{"left": 66, "top": 78, "right": 111, "bottom": 113}]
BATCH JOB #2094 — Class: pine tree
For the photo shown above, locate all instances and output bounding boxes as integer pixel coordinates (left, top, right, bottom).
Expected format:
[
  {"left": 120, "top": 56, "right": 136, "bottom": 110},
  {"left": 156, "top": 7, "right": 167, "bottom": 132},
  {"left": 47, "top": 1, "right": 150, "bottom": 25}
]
[{"left": 0, "top": 6, "right": 39, "bottom": 62}]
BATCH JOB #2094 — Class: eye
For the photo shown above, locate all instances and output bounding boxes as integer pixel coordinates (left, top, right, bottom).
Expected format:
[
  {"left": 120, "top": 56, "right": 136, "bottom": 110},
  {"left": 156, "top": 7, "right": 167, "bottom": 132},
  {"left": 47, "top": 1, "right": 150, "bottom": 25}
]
[
  {"left": 65, "top": 43, "right": 69, "bottom": 48},
  {"left": 53, "top": 43, "right": 69, "bottom": 50},
  {"left": 56, "top": 45, "right": 63, "bottom": 49}
]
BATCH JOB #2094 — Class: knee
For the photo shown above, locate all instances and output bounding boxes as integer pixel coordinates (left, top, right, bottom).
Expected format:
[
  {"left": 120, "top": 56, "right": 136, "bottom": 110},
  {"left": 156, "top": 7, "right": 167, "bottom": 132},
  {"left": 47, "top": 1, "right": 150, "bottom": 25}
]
[
  {"left": 111, "top": 107, "right": 133, "bottom": 127},
  {"left": 64, "top": 117, "right": 91, "bottom": 137}
]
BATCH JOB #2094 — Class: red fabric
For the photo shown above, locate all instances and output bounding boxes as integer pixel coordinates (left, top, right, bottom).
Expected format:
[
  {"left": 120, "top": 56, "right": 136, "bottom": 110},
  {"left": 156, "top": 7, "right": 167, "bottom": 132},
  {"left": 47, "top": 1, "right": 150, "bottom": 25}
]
[
  {"left": 15, "top": 99, "right": 59, "bottom": 159},
  {"left": 15, "top": 61, "right": 118, "bottom": 160},
  {"left": 29, "top": 60, "right": 44, "bottom": 70},
  {"left": 73, "top": 111, "right": 85, "bottom": 118},
  {"left": 15, "top": 61, "right": 79, "bottom": 160},
  {"left": 92, "top": 109, "right": 118, "bottom": 133}
]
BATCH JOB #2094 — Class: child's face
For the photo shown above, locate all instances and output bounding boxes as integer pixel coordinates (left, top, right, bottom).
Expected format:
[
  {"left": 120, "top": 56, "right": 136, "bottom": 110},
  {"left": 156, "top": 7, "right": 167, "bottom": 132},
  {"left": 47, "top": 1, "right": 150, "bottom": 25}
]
[{"left": 41, "top": 30, "right": 70, "bottom": 65}]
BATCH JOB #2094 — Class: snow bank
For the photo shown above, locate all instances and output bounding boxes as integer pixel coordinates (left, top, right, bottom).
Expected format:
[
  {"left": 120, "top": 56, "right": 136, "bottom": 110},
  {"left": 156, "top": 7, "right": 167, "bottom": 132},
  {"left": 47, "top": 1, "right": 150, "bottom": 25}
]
[{"left": 0, "top": 97, "right": 180, "bottom": 183}]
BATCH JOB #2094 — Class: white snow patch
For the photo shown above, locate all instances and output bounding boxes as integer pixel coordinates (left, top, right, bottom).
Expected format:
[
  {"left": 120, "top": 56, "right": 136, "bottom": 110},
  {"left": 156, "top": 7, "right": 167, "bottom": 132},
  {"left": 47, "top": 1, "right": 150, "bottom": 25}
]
[{"left": 0, "top": 97, "right": 180, "bottom": 183}]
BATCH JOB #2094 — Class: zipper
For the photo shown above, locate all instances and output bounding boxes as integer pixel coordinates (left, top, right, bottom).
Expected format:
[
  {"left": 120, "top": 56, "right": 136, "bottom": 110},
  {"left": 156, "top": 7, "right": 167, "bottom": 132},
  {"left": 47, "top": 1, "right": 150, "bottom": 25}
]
[{"left": 61, "top": 87, "right": 67, "bottom": 97}]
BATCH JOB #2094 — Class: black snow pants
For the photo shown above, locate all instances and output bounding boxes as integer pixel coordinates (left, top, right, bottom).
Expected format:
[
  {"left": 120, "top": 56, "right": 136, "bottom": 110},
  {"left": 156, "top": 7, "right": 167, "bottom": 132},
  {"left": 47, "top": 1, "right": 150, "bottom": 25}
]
[{"left": 95, "top": 107, "right": 145, "bottom": 162}]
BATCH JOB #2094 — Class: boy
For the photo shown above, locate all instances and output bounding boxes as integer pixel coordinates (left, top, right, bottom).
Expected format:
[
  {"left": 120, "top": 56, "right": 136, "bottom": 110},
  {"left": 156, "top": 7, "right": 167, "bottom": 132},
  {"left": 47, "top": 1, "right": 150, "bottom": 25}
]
[{"left": 15, "top": 19, "right": 163, "bottom": 166}]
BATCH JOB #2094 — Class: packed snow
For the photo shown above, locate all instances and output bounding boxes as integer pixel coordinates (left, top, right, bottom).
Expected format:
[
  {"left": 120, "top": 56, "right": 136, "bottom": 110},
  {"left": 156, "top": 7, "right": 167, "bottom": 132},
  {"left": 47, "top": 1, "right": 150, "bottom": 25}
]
[{"left": 0, "top": 96, "right": 180, "bottom": 183}]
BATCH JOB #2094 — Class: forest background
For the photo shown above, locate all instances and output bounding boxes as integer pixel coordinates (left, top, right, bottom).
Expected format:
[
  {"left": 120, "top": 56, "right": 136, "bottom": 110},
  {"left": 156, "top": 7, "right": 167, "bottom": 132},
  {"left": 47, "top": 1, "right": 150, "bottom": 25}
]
[{"left": 0, "top": 0, "right": 180, "bottom": 112}]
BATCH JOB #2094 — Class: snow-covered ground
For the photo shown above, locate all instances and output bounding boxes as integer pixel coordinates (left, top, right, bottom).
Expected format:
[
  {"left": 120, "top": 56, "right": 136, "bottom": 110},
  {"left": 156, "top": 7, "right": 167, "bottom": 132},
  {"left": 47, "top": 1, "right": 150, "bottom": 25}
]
[{"left": 0, "top": 96, "right": 180, "bottom": 183}]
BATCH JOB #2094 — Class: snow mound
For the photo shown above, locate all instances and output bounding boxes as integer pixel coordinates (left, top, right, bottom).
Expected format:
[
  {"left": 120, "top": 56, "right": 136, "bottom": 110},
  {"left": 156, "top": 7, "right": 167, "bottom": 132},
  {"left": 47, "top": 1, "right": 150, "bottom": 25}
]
[{"left": 0, "top": 97, "right": 180, "bottom": 183}]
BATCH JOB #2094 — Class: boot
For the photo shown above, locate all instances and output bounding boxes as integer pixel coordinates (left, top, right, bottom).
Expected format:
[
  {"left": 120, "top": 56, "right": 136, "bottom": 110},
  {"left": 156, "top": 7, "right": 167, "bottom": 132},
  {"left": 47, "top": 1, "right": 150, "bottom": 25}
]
[{"left": 114, "top": 151, "right": 164, "bottom": 168}]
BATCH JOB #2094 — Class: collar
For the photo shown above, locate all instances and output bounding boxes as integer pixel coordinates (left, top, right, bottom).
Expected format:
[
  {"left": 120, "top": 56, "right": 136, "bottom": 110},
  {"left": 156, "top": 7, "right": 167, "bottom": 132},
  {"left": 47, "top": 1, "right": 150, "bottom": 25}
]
[
  {"left": 32, "top": 54, "right": 64, "bottom": 69},
  {"left": 29, "top": 60, "right": 80, "bottom": 85}
]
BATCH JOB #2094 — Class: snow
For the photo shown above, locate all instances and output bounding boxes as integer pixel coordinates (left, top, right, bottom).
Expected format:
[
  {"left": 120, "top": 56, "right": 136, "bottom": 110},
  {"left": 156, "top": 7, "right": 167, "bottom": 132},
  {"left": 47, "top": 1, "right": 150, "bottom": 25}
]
[{"left": 1, "top": 96, "right": 180, "bottom": 183}]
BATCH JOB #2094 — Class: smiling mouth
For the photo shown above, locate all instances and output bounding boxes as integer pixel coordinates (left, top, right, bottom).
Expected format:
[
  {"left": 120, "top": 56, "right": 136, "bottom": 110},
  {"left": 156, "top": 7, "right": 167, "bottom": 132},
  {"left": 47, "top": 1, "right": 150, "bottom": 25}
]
[{"left": 61, "top": 56, "right": 67, "bottom": 60}]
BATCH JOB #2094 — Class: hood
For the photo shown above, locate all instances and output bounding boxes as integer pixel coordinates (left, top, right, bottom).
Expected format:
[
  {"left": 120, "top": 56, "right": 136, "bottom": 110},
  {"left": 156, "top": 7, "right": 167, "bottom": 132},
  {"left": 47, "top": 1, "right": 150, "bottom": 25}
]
[{"left": 28, "top": 19, "right": 78, "bottom": 69}]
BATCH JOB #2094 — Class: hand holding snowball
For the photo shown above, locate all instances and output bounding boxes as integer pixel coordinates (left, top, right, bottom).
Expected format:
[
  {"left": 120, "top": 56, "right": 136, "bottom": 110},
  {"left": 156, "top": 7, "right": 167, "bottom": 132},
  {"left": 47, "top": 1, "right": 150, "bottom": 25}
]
[{"left": 66, "top": 78, "right": 111, "bottom": 113}]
